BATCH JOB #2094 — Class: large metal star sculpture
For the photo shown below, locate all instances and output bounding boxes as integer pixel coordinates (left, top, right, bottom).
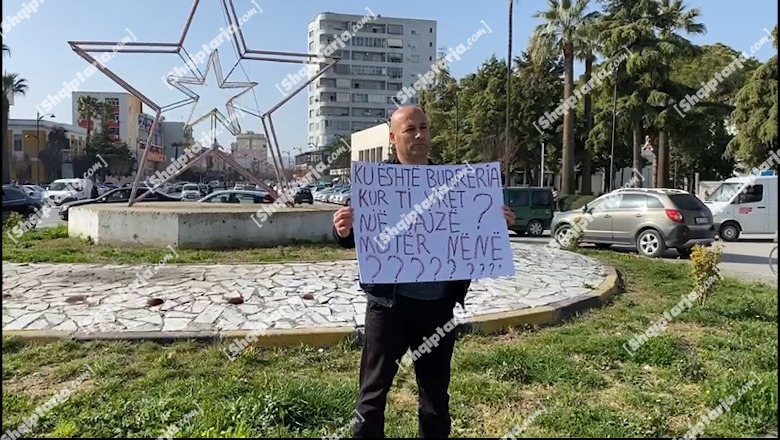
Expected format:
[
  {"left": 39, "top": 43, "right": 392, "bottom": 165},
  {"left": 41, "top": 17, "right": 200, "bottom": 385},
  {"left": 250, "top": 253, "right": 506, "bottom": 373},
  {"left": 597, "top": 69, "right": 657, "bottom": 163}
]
[
  {"left": 163, "top": 48, "right": 255, "bottom": 139},
  {"left": 68, "top": 0, "right": 342, "bottom": 206}
]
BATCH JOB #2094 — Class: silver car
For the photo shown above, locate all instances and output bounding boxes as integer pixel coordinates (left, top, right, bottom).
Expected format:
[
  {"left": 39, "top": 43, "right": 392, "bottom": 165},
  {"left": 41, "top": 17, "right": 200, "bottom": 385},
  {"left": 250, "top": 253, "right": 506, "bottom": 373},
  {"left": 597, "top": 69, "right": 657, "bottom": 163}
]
[
  {"left": 180, "top": 184, "right": 202, "bottom": 200},
  {"left": 551, "top": 188, "right": 716, "bottom": 258}
]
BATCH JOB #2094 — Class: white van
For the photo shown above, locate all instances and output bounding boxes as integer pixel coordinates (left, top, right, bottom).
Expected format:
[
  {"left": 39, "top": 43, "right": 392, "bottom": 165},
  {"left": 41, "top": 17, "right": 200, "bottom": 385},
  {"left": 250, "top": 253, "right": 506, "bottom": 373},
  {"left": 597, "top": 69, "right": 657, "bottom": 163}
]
[
  {"left": 704, "top": 174, "right": 777, "bottom": 241},
  {"left": 45, "top": 178, "right": 94, "bottom": 206}
]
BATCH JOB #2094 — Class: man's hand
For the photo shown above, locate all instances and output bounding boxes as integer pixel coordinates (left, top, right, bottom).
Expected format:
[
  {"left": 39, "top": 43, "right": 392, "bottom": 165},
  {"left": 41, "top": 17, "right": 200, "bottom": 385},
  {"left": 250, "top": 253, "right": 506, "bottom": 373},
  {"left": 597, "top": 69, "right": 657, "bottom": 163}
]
[
  {"left": 502, "top": 205, "right": 516, "bottom": 227},
  {"left": 333, "top": 207, "right": 355, "bottom": 238}
]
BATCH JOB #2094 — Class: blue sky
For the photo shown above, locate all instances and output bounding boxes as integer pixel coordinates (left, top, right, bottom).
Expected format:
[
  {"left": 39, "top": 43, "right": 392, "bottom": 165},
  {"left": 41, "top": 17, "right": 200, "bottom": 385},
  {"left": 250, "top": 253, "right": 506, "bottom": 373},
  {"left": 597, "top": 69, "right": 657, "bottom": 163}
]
[{"left": 2, "top": 0, "right": 777, "bottom": 157}]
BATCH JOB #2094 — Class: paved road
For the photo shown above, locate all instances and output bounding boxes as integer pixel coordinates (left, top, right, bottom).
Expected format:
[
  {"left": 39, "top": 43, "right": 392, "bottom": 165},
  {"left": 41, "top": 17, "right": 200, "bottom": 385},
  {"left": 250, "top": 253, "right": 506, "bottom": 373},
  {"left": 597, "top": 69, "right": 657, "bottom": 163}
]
[{"left": 511, "top": 232, "right": 777, "bottom": 285}]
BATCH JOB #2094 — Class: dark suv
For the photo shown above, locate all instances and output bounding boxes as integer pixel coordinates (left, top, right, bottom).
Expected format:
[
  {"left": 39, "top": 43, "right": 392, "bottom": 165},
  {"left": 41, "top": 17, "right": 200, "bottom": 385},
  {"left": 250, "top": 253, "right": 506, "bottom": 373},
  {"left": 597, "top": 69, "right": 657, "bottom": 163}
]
[
  {"left": 294, "top": 188, "right": 314, "bottom": 205},
  {"left": 2, "top": 185, "right": 45, "bottom": 225}
]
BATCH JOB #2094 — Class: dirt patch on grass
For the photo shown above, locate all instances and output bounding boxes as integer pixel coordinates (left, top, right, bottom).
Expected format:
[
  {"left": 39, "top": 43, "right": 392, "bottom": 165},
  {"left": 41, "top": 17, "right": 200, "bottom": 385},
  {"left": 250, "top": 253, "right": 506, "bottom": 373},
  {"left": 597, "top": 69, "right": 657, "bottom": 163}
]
[{"left": 2, "top": 366, "right": 94, "bottom": 402}]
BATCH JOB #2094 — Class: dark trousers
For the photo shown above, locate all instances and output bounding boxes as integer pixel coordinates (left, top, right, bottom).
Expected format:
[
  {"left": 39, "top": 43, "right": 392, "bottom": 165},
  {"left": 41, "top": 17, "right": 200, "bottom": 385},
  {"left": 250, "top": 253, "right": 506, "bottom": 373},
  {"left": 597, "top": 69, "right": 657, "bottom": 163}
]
[{"left": 353, "top": 295, "right": 457, "bottom": 438}]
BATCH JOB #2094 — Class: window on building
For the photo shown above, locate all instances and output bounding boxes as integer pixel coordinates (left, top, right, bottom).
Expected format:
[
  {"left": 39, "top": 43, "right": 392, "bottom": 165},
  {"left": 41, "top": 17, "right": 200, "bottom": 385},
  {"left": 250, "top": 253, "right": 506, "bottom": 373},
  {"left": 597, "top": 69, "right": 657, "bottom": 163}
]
[
  {"left": 429, "top": 42, "right": 433, "bottom": 47},
  {"left": 430, "top": 27, "right": 433, "bottom": 33},
  {"left": 410, "top": 55, "right": 420, "bottom": 63},
  {"left": 13, "top": 134, "right": 22, "bottom": 151},
  {"left": 387, "top": 24, "right": 403, "bottom": 35},
  {"left": 388, "top": 53, "right": 404, "bottom": 63},
  {"left": 388, "top": 67, "right": 403, "bottom": 78},
  {"left": 411, "top": 30, "right": 417, "bottom": 35},
  {"left": 387, "top": 38, "right": 403, "bottom": 49}
]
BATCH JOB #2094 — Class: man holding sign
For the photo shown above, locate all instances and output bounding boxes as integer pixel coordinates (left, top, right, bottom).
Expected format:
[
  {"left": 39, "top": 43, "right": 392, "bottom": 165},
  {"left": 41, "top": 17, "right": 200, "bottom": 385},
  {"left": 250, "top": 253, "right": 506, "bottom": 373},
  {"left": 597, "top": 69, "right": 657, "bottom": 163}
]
[{"left": 333, "top": 106, "right": 515, "bottom": 438}]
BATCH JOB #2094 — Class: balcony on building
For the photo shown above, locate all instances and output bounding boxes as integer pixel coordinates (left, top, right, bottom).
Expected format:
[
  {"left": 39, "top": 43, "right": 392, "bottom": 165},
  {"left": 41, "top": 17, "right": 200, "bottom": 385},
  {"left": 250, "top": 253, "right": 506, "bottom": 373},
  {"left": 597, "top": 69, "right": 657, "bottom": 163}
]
[
  {"left": 355, "top": 23, "right": 387, "bottom": 35},
  {"left": 317, "top": 107, "right": 351, "bottom": 118},
  {"left": 352, "top": 79, "right": 386, "bottom": 90}
]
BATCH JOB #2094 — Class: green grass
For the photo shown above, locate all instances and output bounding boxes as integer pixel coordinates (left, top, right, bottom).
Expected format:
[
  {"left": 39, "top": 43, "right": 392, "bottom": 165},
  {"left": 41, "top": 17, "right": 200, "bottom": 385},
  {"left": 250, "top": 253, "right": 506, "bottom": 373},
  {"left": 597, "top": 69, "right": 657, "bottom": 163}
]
[
  {"left": 1, "top": 225, "right": 356, "bottom": 264},
  {"left": 2, "top": 251, "right": 776, "bottom": 437}
]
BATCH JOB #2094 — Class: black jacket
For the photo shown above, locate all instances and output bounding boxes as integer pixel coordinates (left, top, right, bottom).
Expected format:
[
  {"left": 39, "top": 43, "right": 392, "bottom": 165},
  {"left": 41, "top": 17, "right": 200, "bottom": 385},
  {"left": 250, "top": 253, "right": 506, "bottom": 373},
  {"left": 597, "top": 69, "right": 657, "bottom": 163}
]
[{"left": 333, "top": 157, "right": 472, "bottom": 308}]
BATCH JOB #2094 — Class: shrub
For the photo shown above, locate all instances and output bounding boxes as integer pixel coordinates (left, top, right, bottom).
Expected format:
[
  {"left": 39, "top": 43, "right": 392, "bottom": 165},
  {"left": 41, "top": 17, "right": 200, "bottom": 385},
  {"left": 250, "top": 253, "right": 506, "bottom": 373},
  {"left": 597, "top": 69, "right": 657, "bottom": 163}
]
[
  {"left": 2, "top": 211, "right": 25, "bottom": 232},
  {"left": 560, "top": 216, "right": 586, "bottom": 251},
  {"left": 689, "top": 244, "right": 725, "bottom": 305}
]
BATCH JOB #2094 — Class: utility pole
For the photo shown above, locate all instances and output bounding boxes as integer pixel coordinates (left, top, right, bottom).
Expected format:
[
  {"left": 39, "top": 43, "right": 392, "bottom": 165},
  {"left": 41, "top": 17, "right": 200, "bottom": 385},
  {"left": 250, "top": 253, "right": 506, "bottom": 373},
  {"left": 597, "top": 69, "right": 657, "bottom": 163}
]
[{"left": 540, "top": 142, "right": 545, "bottom": 187}]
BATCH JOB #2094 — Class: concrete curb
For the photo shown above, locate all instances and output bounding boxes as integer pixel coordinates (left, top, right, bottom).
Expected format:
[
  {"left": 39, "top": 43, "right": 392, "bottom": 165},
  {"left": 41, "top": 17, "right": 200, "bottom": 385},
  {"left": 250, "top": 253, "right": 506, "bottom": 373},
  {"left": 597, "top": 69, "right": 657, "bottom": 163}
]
[
  {"left": 2, "top": 268, "right": 622, "bottom": 348},
  {"left": 455, "top": 266, "right": 621, "bottom": 337}
]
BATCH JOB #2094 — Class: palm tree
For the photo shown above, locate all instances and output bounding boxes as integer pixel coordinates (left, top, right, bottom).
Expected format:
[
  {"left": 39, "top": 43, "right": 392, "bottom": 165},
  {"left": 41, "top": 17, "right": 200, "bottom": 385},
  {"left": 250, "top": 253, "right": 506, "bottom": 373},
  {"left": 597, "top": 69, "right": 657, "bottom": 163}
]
[
  {"left": 531, "top": 0, "right": 600, "bottom": 195},
  {"left": 3, "top": 72, "right": 29, "bottom": 183},
  {"left": 98, "top": 101, "right": 116, "bottom": 140},
  {"left": 2, "top": 44, "right": 12, "bottom": 184},
  {"left": 574, "top": 17, "right": 602, "bottom": 194},
  {"left": 77, "top": 95, "right": 100, "bottom": 143},
  {"left": 650, "top": 0, "right": 705, "bottom": 188}
]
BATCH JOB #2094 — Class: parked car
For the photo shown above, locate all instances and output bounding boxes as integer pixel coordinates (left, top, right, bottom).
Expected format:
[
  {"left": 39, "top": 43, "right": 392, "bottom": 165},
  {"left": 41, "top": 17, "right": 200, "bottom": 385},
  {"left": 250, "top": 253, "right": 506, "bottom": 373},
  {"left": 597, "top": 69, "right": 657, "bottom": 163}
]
[
  {"left": 503, "top": 186, "right": 555, "bottom": 237},
  {"left": 59, "top": 187, "right": 180, "bottom": 221},
  {"left": 327, "top": 186, "right": 350, "bottom": 204},
  {"left": 44, "top": 178, "right": 93, "bottom": 206},
  {"left": 21, "top": 184, "right": 46, "bottom": 201},
  {"left": 198, "top": 190, "right": 272, "bottom": 204},
  {"left": 180, "top": 184, "right": 202, "bottom": 200},
  {"left": 314, "top": 186, "right": 341, "bottom": 202},
  {"left": 2, "top": 184, "right": 45, "bottom": 225},
  {"left": 703, "top": 174, "right": 777, "bottom": 241},
  {"left": 332, "top": 188, "right": 352, "bottom": 206},
  {"left": 551, "top": 188, "right": 716, "bottom": 258},
  {"left": 293, "top": 188, "right": 314, "bottom": 205}
]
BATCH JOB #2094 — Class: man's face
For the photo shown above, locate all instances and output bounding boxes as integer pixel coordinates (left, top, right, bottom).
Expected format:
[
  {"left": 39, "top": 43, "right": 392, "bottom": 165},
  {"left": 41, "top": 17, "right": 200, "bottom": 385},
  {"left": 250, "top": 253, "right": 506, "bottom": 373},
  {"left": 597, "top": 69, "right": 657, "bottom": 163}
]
[{"left": 390, "top": 109, "right": 430, "bottom": 164}]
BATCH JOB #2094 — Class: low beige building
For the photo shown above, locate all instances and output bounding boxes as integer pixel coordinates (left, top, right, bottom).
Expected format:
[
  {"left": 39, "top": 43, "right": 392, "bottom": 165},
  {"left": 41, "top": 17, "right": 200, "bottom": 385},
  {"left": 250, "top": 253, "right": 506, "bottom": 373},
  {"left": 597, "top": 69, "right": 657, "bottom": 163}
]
[{"left": 351, "top": 123, "right": 390, "bottom": 163}]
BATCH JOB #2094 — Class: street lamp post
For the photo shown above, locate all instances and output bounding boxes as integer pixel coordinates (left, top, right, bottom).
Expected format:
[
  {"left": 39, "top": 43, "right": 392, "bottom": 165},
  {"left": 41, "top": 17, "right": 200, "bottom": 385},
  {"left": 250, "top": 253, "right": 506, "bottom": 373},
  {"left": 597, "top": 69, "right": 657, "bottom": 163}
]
[
  {"left": 36, "top": 112, "right": 55, "bottom": 151},
  {"left": 540, "top": 142, "right": 545, "bottom": 187},
  {"left": 35, "top": 112, "right": 55, "bottom": 182},
  {"left": 608, "top": 78, "right": 617, "bottom": 192}
]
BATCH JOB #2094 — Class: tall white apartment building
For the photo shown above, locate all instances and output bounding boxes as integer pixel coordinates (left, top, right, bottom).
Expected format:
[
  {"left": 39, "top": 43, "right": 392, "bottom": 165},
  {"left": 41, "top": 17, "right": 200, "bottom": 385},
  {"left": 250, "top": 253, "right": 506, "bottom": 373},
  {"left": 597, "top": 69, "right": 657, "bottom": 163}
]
[{"left": 307, "top": 12, "right": 437, "bottom": 146}]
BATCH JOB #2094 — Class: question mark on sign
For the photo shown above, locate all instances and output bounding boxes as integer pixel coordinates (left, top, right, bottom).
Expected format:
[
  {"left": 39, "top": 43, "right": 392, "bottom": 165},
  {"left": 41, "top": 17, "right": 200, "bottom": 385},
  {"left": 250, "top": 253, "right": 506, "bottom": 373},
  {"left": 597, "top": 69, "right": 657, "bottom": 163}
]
[
  {"left": 466, "top": 263, "right": 475, "bottom": 278},
  {"left": 448, "top": 259, "right": 456, "bottom": 278},
  {"left": 473, "top": 193, "right": 493, "bottom": 230},
  {"left": 366, "top": 255, "right": 382, "bottom": 282},
  {"left": 431, "top": 257, "right": 442, "bottom": 280},
  {"left": 411, "top": 257, "right": 424, "bottom": 281},
  {"left": 488, "top": 262, "right": 495, "bottom": 274},
  {"left": 388, "top": 255, "right": 404, "bottom": 282},
  {"left": 479, "top": 263, "right": 485, "bottom": 277}
]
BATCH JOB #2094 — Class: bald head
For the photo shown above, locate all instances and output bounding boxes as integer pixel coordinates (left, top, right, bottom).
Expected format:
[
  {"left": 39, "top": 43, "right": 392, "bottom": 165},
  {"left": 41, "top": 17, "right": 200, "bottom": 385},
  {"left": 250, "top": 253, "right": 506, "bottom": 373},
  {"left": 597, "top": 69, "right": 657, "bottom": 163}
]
[{"left": 389, "top": 106, "right": 431, "bottom": 165}]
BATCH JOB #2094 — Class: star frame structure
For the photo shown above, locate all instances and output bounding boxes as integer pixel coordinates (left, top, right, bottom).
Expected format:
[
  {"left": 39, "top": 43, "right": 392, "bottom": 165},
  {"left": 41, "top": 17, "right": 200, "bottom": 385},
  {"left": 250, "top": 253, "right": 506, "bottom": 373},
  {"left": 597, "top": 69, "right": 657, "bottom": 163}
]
[
  {"left": 163, "top": 48, "right": 256, "bottom": 139},
  {"left": 68, "top": 0, "right": 341, "bottom": 206}
]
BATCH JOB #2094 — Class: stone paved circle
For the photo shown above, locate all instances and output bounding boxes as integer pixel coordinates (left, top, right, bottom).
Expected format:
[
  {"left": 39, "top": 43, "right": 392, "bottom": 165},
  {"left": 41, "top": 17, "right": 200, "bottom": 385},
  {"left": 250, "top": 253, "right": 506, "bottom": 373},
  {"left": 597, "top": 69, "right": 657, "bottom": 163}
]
[{"left": 2, "top": 243, "right": 610, "bottom": 333}]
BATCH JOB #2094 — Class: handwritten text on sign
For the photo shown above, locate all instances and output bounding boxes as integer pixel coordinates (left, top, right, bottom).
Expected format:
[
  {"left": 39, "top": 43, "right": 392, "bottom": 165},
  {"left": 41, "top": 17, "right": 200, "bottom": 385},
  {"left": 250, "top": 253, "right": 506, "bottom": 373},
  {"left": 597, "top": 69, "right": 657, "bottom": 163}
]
[{"left": 351, "top": 161, "right": 515, "bottom": 284}]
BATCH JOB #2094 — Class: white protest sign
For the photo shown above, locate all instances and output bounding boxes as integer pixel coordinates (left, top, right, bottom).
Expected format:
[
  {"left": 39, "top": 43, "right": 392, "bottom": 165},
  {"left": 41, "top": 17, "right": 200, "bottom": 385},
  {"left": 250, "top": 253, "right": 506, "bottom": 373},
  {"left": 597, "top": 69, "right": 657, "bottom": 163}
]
[{"left": 351, "top": 161, "right": 515, "bottom": 284}]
